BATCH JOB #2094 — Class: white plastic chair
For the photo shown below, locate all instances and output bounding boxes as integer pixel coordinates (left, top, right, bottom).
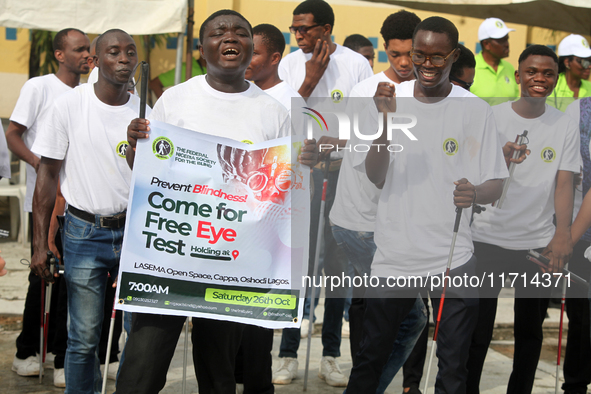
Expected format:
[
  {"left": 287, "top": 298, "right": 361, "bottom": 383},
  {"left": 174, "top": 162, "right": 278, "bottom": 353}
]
[{"left": 0, "top": 159, "right": 28, "bottom": 244}]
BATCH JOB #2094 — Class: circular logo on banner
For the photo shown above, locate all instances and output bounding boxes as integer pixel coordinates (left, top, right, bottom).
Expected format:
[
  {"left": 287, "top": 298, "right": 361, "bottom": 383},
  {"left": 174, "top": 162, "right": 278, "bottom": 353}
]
[
  {"left": 443, "top": 138, "right": 459, "bottom": 156},
  {"left": 331, "top": 89, "right": 344, "bottom": 103},
  {"left": 116, "top": 141, "right": 129, "bottom": 158},
  {"left": 241, "top": 139, "right": 254, "bottom": 145},
  {"left": 541, "top": 147, "right": 556, "bottom": 163},
  {"left": 152, "top": 137, "right": 174, "bottom": 160}
]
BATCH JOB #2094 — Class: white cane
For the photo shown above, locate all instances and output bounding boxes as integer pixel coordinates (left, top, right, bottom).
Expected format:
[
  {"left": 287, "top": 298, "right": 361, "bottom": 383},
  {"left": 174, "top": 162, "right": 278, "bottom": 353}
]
[
  {"left": 496, "top": 130, "right": 528, "bottom": 209},
  {"left": 555, "top": 262, "right": 569, "bottom": 394},
  {"left": 423, "top": 207, "right": 463, "bottom": 394},
  {"left": 101, "top": 295, "right": 118, "bottom": 394},
  {"left": 182, "top": 317, "right": 189, "bottom": 394},
  {"left": 303, "top": 154, "right": 331, "bottom": 391}
]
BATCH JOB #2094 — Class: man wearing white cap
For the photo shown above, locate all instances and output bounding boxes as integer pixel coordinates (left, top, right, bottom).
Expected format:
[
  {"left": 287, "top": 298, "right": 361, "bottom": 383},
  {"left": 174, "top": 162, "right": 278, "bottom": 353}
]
[
  {"left": 471, "top": 17, "right": 519, "bottom": 103},
  {"left": 548, "top": 34, "right": 591, "bottom": 111}
]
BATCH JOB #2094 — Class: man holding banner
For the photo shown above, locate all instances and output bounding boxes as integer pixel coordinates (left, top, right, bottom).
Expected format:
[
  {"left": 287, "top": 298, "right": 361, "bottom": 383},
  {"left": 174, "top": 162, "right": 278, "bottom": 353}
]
[
  {"left": 116, "top": 10, "right": 317, "bottom": 394},
  {"left": 30, "top": 29, "right": 142, "bottom": 394}
]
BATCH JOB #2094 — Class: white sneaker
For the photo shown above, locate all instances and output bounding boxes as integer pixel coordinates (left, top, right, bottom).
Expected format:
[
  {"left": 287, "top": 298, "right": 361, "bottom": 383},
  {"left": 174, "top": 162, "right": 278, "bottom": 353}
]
[
  {"left": 272, "top": 357, "right": 298, "bottom": 384},
  {"left": 53, "top": 368, "right": 65, "bottom": 388},
  {"left": 41, "top": 352, "right": 55, "bottom": 370},
  {"left": 300, "top": 318, "right": 312, "bottom": 338},
  {"left": 318, "top": 356, "right": 348, "bottom": 387},
  {"left": 100, "top": 361, "right": 119, "bottom": 381},
  {"left": 341, "top": 318, "right": 350, "bottom": 338},
  {"left": 12, "top": 354, "right": 40, "bottom": 376},
  {"left": 236, "top": 383, "right": 244, "bottom": 394}
]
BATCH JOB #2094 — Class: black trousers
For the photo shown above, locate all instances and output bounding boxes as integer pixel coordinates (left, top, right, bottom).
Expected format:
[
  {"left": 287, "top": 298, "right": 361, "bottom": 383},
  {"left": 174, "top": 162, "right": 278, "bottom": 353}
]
[
  {"left": 562, "top": 240, "right": 591, "bottom": 393},
  {"left": 347, "top": 258, "right": 479, "bottom": 394},
  {"left": 117, "top": 313, "right": 273, "bottom": 394},
  {"left": 402, "top": 298, "right": 430, "bottom": 389},
  {"left": 466, "top": 242, "right": 553, "bottom": 394}
]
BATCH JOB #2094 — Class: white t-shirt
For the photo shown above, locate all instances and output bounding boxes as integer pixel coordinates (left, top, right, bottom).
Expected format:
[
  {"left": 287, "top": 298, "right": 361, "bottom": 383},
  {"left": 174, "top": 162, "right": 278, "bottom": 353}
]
[
  {"left": 10, "top": 74, "right": 72, "bottom": 211},
  {"left": 369, "top": 80, "right": 508, "bottom": 278},
  {"left": 279, "top": 44, "right": 373, "bottom": 100},
  {"left": 329, "top": 72, "right": 394, "bottom": 232},
  {"left": 472, "top": 102, "right": 581, "bottom": 249},
  {"left": 87, "top": 67, "right": 99, "bottom": 85},
  {"left": 565, "top": 100, "right": 585, "bottom": 222},
  {"left": 264, "top": 81, "right": 307, "bottom": 136},
  {"left": 0, "top": 122, "right": 10, "bottom": 179},
  {"left": 150, "top": 75, "right": 289, "bottom": 142},
  {"left": 32, "top": 83, "right": 145, "bottom": 215}
]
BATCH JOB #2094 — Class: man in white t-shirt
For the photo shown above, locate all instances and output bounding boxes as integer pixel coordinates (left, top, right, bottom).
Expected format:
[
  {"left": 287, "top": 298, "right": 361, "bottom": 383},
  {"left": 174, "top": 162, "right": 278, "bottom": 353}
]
[
  {"left": 0, "top": 122, "right": 10, "bottom": 179},
  {"left": 30, "top": 29, "right": 142, "bottom": 394},
  {"left": 277, "top": 1, "right": 372, "bottom": 386},
  {"left": 346, "top": 17, "right": 508, "bottom": 393},
  {"left": 329, "top": 10, "right": 430, "bottom": 394},
  {"left": 116, "top": 11, "right": 317, "bottom": 394},
  {"left": 466, "top": 45, "right": 580, "bottom": 394},
  {"left": 6, "top": 28, "right": 90, "bottom": 383}
]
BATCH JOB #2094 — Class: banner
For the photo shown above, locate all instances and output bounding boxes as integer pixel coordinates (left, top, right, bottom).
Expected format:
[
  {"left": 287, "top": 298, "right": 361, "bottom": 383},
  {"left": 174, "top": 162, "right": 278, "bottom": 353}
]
[{"left": 115, "top": 121, "right": 309, "bottom": 329}]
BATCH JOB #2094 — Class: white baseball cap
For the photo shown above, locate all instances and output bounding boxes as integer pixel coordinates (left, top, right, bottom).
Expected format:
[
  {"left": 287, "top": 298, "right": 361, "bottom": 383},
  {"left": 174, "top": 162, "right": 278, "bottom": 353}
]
[
  {"left": 558, "top": 34, "right": 591, "bottom": 58},
  {"left": 478, "top": 18, "right": 515, "bottom": 41}
]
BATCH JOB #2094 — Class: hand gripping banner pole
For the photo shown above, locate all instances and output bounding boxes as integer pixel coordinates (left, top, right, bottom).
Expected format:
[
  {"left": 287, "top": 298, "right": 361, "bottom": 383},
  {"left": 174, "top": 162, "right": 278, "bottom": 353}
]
[
  {"left": 303, "top": 154, "right": 331, "bottom": 391},
  {"left": 423, "top": 207, "right": 463, "bottom": 394}
]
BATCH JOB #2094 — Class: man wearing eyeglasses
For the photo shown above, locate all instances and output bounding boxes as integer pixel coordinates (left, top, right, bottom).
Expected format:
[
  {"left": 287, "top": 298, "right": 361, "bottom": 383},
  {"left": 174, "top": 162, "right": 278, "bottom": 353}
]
[
  {"left": 346, "top": 17, "right": 508, "bottom": 393},
  {"left": 470, "top": 18, "right": 519, "bottom": 105}
]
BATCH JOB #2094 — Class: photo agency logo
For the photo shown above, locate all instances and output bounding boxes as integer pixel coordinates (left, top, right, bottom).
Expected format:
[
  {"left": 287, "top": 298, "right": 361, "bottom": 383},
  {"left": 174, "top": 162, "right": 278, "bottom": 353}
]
[{"left": 303, "top": 103, "right": 418, "bottom": 153}]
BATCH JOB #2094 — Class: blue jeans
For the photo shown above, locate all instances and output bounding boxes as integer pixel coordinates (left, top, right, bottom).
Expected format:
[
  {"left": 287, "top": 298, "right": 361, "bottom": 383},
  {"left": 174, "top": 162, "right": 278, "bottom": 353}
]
[
  {"left": 331, "top": 224, "right": 427, "bottom": 393},
  {"left": 63, "top": 211, "right": 123, "bottom": 394}
]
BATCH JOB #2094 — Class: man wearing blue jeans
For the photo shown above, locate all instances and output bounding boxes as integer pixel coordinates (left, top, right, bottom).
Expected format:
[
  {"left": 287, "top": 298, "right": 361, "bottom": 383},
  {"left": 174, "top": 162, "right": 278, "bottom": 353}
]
[{"left": 30, "top": 29, "right": 143, "bottom": 394}]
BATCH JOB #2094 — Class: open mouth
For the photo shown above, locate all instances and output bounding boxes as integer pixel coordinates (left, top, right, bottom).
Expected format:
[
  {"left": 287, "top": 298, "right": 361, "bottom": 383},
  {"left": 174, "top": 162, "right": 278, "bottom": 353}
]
[
  {"left": 419, "top": 70, "right": 438, "bottom": 81},
  {"left": 222, "top": 48, "right": 240, "bottom": 58},
  {"left": 530, "top": 85, "right": 547, "bottom": 93}
]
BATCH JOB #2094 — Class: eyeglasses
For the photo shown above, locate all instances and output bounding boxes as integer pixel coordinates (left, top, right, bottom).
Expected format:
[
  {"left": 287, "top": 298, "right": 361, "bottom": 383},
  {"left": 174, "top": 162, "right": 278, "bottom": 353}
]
[
  {"left": 574, "top": 57, "right": 591, "bottom": 69},
  {"left": 410, "top": 48, "right": 457, "bottom": 67},
  {"left": 289, "top": 24, "right": 321, "bottom": 35},
  {"left": 449, "top": 75, "right": 473, "bottom": 90}
]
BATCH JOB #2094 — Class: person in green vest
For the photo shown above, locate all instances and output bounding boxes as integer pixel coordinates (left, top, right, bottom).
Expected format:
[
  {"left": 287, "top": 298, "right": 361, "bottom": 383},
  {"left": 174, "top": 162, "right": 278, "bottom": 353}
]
[
  {"left": 470, "top": 17, "right": 519, "bottom": 105},
  {"left": 148, "top": 54, "right": 207, "bottom": 98},
  {"left": 547, "top": 34, "right": 591, "bottom": 111}
]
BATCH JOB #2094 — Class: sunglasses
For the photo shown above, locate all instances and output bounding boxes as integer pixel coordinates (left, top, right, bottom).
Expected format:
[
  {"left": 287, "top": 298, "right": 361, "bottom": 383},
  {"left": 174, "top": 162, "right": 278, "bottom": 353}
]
[
  {"left": 288, "top": 24, "right": 321, "bottom": 35},
  {"left": 410, "top": 48, "right": 456, "bottom": 67},
  {"left": 450, "top": 75, "right": 473, "bottom": 90},
  {"left": 574, "top": 57, "right": 591, "bottom": 69}
]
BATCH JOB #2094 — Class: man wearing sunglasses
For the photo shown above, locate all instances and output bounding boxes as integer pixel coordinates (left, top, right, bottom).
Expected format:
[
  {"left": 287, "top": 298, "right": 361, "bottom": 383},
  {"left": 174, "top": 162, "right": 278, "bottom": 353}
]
[
  {"left": 275, "top": 0, "right": 372, "bottom": 387},
  {"left": 470, "top": 18, "right": 519, "bottom": 104},
  {"left": 346, "top": 17, "right": 508, "bottom": 393}
]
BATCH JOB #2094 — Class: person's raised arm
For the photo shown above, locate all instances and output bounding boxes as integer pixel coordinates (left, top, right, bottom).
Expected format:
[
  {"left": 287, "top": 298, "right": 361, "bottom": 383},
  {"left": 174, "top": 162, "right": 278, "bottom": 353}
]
[
  {"left": 31, "top": 157, "right": 62, "bottom": 281},
  {"left": 298, "top": 40, "right": 330, "bottom": 98},
  {"left": 5, "top": 121, "right": 40, "bottom": 171},
  {"left": 126, "top": 118, "right": 150, "bottom": 169},
  {"left": 365, "top": 82, "right": 396, "bottom": 186},
  {"left": 544, "top": 170, "right": 574, "bottom": 272},
  {"left": 453, "top": 178, "right": 503, "bottom": 208}
]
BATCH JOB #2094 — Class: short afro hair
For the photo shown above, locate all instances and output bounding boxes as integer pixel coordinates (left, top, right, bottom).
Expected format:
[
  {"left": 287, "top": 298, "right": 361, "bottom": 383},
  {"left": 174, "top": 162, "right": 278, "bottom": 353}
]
[
  {"left": 253, "top": 24, "right": 286, "bottom": 56},
  {"left": 95, "top": 29, "right": 132, "bottom": 56},
  {"left": 343, "top": 34, "right": 373, "bottom": 52},
  {"left": 53, "top": 28, "right": 86, "bottom": 52},
  {"left": 380, "top": 10, "right": 421, "bottom": 43},
  {"left": 413, "top": 17, "right": 459, "bottom": 51},
  {"left": 199, "top": 9, "right": 252, "bottom": 44},
  {"left": 516, "top": 44, "right": 558, "bottom": 70},
  {"left": 293, "top": 0, "right": 335, "bottom": 32},
  {"left": 450, "top": 44, "right": 475, "bottom": 78}
]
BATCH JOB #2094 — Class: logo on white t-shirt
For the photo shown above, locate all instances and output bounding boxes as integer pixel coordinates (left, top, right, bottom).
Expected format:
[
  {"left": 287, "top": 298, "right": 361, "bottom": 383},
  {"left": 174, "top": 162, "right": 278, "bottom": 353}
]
[
  {"left": 331, "top": 89, "right": 344, "bottom": 104},
  {"left": 152, "top": 137, "right": 174, "bottom": 160},
  {"left": 443, "top": 138, "right": 459, "bottom": 156},
  {"left": 116, "top": 141, "right": 129, "bottom": 158},
  {"left": 541, "top": 147, "right": 556, "bottom": 163}
]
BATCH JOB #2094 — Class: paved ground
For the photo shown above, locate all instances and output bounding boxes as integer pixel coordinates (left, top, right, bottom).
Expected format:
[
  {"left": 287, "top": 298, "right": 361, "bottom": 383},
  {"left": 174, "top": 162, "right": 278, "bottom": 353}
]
[{"left": 0, "top": 237, "right": 575, "bottom": 393}]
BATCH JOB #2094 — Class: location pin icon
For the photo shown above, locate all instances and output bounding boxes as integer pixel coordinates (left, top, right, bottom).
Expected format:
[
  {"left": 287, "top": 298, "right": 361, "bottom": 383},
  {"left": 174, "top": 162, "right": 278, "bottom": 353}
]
[{"left": 232, "top": 250, "right": 239, "bottom": 260}]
